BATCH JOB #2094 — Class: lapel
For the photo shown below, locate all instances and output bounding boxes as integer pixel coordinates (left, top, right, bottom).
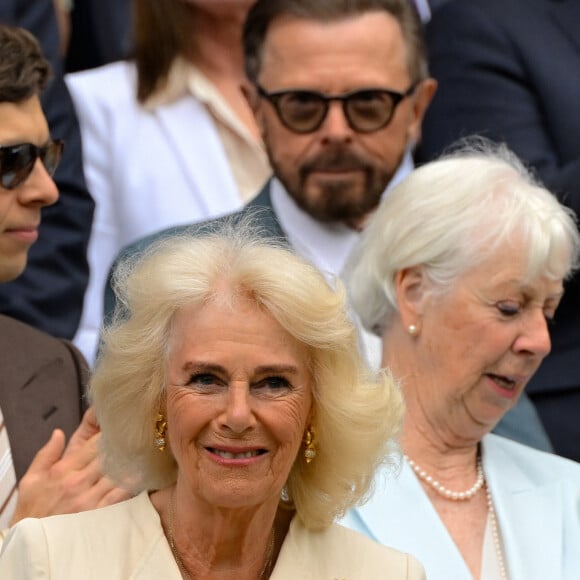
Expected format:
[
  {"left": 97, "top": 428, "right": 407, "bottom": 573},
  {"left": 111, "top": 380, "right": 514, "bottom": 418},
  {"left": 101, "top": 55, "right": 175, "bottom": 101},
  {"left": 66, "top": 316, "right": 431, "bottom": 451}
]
[
  {"left": 351, "top": 462, "right": 472, "bottom": 578},
  {"left": 549, "top": 0, "right": 580, "bottom": 54},
  {"left": 241, "top": 180, "right": 288, "bottom": 241},
  {"left": 0, "top": 316, "right": 84, "bottom": 480},
  {"left": 154, "top": 96, "right": 242, "bottom": 217},
  {"left": 482, "top": 435, "right": 563, "bottom": 579}
]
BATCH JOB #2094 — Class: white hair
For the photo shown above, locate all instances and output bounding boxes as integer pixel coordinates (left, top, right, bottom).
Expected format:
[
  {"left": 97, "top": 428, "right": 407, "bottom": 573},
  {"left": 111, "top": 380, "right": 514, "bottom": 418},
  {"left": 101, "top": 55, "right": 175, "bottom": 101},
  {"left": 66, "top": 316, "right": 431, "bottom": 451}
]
[{"left": 346, "top": 141, "right": 580, "bottom": 334}]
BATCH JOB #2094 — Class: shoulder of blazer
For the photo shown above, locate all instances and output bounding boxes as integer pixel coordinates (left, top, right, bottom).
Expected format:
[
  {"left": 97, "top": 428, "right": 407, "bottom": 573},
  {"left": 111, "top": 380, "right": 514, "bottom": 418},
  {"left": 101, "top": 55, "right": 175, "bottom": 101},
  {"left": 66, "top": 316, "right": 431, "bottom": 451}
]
[
  {"left": 65, "top": 60, "right": 137, "bottom": 114},
  {"left": 0, "top": 314, "right": 88, "bottom": 392}
]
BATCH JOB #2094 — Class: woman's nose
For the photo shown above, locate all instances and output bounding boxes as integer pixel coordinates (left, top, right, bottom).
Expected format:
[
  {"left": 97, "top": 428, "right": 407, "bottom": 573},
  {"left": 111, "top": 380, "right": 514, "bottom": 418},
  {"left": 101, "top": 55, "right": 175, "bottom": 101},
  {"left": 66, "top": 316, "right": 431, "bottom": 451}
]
[
  {"left": 513, "top": 309, "right": 552, "bottom": 359},
  {"left": 221, "top": 384, "right": 257, "bottom": 433}
]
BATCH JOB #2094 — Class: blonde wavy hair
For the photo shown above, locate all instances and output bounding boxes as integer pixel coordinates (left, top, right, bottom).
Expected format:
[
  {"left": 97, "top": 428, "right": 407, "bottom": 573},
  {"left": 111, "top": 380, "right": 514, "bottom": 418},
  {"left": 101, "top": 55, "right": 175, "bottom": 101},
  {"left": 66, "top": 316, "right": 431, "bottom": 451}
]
[{"left": 90, "top": 224, "right": 403, "bottom": 529}]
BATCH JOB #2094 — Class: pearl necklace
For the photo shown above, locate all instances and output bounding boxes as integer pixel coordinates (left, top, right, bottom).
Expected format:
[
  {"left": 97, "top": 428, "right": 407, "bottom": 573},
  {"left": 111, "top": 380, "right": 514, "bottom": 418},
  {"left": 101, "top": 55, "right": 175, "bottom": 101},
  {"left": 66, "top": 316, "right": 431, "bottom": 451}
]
[
  {"left": 168, "top": 490, "right": 275, "bottom": 580},
  {"left": 404, "top": 454, "right": 509, "bottom": 578},
  {"left": 404, "top": 454, "right": 485, "bottom": 500},
  {"left": 486, "top": 485, "right": 508, "bottom": 580}
]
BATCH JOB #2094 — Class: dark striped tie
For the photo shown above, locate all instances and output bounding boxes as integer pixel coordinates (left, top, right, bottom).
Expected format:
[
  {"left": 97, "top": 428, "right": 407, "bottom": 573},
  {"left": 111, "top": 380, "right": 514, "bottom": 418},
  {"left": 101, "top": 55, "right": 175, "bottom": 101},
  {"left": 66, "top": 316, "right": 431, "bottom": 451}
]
[{"left": 0, "top": 408, "right": 17, "bottom": 529}]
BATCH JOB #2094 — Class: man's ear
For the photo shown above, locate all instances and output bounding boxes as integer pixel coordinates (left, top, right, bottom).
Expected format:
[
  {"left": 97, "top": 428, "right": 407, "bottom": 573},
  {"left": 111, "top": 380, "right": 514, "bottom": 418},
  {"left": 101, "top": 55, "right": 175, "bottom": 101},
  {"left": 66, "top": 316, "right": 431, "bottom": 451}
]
[
  {"left": 241, "top": 81, "right": 259, "bottom": 113},
  {"left": 241, "top": 80, "right": 265, "bottom": 132},
  {"left": 406, "top": 77, "right": 437, "bottom": 147},
  {"left": 394, "top": 265, "right": 429, "bottom": 332}
]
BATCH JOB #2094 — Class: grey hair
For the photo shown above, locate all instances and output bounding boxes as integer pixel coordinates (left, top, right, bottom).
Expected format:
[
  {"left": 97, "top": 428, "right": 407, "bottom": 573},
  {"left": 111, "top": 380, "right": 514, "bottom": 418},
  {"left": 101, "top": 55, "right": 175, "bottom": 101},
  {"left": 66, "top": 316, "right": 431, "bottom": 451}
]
[{"left": 346, "top": 140, "right": 580, "bottom": 335}]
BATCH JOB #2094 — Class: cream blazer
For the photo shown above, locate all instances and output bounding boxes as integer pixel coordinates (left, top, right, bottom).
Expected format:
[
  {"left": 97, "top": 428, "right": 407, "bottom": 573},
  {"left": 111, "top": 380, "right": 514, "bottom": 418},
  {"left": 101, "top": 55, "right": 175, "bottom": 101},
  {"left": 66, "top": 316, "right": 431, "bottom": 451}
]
[{"left": 0, "top": 492, "right": 425, "bottom": 579}]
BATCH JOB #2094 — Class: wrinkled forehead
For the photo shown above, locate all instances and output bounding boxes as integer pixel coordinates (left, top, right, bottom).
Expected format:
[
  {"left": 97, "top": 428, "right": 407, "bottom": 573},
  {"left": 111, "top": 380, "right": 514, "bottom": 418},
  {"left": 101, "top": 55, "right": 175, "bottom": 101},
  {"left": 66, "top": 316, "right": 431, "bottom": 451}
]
[{"left": 259, "top": 12, "right": 411, "bottom": 91}]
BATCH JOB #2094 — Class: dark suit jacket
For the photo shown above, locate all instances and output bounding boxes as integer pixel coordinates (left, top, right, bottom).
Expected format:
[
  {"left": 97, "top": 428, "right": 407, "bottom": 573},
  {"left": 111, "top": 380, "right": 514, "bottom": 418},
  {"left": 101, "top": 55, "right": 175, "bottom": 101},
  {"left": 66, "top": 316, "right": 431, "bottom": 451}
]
[
  {"left": 0, "top": 0, "right": 95, "bottom": 339},
  {"left": 66, "top": 0, "right": 131, "bottom": 72},
  {"left": 105, "top": 180, "right": 551, "bottom": 452},
  {"left": 417, "top": 0, "right": 580, "bottom": 397},
  {"left": 0, "top": 316, "right": 87, "bottom": 481},
  {"left": 104, "top": 183, "right": 285, "bottom": 322}
]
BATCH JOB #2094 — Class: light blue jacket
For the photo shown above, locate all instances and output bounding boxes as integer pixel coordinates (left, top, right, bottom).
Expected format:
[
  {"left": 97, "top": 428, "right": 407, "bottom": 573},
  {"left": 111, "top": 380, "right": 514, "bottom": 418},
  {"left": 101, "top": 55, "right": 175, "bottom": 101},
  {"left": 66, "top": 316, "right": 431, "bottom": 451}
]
[{"left": 341, "top": 434, "right": 580, "bottom": 579}]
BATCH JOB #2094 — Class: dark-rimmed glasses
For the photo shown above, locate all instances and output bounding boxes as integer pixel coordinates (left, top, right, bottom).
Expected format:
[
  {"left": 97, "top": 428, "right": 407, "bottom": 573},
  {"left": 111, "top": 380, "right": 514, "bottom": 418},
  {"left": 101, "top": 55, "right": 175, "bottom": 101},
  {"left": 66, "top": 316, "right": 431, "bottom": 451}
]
[
  {"left": 0, "top": 139, "right": 64, "bottom": 190},
  {"left": 256, "top": 84, "right": 418, "bottom": 134}
]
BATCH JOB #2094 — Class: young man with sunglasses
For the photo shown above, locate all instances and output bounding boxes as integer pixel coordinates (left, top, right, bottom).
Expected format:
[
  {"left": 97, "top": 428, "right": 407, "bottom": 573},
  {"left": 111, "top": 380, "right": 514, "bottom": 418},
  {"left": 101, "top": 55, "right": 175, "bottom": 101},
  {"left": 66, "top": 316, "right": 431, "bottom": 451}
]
[
  {"left": 0, "top": 24, "right": 128, "bottom": 541},
  {"left": 0, "top": 0, "right": 95, "bottom": 341},
  {"left": 108, "top": 0, "right": 549, "bottom": 451}
]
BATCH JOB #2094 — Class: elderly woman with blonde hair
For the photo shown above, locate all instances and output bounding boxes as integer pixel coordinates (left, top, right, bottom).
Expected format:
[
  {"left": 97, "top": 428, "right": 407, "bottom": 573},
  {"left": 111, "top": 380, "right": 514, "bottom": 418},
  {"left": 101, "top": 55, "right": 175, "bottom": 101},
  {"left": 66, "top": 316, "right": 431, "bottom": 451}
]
[
  {"left": 0, "top": 226, "right": 424, "bottom": 579},
  {"left": 341, "top": 143, "right": 580, "bottom": 579}
]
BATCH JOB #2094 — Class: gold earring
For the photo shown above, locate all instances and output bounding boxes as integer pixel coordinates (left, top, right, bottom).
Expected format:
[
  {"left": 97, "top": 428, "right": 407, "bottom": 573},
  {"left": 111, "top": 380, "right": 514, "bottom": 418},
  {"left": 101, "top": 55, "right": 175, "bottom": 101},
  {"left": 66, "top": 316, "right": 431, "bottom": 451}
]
[
  {"left": 154, "top": 413, "right": 167, "bottom": 452},
  {"left": 303, "top": 426, "right": 316, "bottom": 463}
]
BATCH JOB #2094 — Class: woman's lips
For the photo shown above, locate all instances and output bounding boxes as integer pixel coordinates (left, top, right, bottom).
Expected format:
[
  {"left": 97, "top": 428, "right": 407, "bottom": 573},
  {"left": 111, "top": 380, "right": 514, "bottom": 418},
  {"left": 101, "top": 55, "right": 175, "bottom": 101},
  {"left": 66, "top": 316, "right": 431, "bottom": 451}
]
[
  {"left": 208, "top": 448, "right": 265, "bottom": 460},
  {"left": 486, "top": 373, "right": 525, "bottom": 398},
  {"left": 205, "top": 446, "right": 268, "bottom": 465}
]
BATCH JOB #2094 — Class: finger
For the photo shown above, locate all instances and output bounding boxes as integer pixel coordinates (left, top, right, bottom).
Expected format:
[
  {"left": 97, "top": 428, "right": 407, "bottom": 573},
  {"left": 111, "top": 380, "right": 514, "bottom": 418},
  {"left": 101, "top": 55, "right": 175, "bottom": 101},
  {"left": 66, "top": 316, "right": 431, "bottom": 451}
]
[
  {"left": 97, "top": 486, "right": 132, "bottom": 508},
  {"left": 55, "top": 432, "right": 102, "bottom": 472},
  {"left": 76, "top": 474, "right": 129, "bottom": 510},
  {"left": 25, "top": 429, "right": 66, "bottom": 474},
  {"left": 64, "top": 407, "right": 101, "bottom": 456}
]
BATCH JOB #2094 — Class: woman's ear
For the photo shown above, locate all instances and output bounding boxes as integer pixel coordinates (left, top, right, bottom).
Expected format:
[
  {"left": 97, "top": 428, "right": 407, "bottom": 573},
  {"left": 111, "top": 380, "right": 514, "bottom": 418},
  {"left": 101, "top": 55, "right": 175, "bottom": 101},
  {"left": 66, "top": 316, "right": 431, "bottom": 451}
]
[{"left": 394, "top": 266, "right": 429, "bottom": 333}]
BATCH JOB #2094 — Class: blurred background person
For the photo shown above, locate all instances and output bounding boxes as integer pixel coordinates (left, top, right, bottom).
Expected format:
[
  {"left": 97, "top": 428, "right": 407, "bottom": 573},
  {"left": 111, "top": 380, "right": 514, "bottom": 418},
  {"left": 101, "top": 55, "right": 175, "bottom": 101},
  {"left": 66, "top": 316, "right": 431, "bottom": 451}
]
[
  {"left": 416, "top": 0, "right": 580, "bottom": 462},
  {"left": 66, "top": 0, "right": 270, "bottom": 365},
  {"left": 341, "top": 144, "right": 580, "bottom": 579},
  {"left": 0, "top": 24, "right": 127, "bottom": 542},
  {"left": 65, "top": 0, "right": 131, "bottom": 72},
  {"left": 0, "top": 228, "right": 424, "bottom": 579},
  {"left": 52, "top": 0, "right": 72, "bottom": 57},
  {"left": 0, "top": 0, "right": 94, "bottom": 340}
]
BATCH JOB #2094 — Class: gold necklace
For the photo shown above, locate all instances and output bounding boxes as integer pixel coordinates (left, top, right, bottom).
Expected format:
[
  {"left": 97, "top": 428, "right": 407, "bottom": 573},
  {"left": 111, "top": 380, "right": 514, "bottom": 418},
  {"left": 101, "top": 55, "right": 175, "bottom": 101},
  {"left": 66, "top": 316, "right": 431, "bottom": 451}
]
[{"left": 168, "top": 490, "right": 275, "bottom": 579}]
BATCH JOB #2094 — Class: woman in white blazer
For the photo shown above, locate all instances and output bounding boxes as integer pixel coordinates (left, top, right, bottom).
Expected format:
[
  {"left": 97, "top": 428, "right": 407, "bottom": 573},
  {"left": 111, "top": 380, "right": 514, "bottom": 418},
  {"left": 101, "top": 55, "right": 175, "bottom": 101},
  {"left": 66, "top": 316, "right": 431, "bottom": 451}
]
[
  {"left": 341, "top": 142, "right": 580, "bottom": 580},
  {"left": 65, "top": 0, "right": 270, "bottom": 365},
  {"left": 0, "top": 227, "right": 424, "bottom": 579}
]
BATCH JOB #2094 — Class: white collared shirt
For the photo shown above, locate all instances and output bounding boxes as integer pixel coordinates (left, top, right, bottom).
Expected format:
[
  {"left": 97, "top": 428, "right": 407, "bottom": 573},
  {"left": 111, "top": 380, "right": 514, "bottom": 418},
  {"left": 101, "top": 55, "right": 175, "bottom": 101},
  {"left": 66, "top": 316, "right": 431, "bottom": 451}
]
[{"left": 270, "top": 150, "right": 414, "bottom": 369}]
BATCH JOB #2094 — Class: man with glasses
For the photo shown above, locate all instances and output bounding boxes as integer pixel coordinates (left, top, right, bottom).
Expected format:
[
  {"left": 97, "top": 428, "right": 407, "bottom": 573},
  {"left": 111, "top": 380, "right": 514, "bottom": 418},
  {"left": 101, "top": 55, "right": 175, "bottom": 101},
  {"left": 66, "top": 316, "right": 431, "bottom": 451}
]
[
  {"left": 0, "top": 24, "right": 127, "bottom": 541},
  {"left": 111, "top": 0, "right": 434, "bottom": 314},
  {"left": 108, "top": 0, "right": 549, "bottom": 450}
]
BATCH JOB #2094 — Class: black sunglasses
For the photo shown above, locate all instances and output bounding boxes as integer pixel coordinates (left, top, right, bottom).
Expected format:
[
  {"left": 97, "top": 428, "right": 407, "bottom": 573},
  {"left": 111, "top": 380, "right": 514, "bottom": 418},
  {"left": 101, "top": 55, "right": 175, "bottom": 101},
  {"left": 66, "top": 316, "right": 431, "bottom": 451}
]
[
  {"left": 0, "top": 139, "right": 64, "bottom": 190},
  {"left": 256, "top": 84, "right": 418, "bottom": 134}
]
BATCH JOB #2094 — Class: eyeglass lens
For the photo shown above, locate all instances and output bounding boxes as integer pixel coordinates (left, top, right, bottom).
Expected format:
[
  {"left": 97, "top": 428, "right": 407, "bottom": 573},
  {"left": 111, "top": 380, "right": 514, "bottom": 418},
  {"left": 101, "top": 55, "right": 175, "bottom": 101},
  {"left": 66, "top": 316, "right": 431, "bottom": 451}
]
[
  {"left": 0, "top": 140, "right": 64, "bottom": 190},
  {"left": 276, "top": 90, "right": 397, "bottom": 133}
]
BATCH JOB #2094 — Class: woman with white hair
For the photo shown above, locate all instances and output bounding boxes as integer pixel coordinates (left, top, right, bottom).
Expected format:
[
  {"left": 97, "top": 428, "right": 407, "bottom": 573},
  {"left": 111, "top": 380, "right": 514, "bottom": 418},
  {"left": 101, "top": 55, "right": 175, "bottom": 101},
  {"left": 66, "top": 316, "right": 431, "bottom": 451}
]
[
  {"left": 0, "top": 227, "right": 424, "bottom": 579},
  {"left": 341, "top": 144, "right": 580, "bottom": 579}
]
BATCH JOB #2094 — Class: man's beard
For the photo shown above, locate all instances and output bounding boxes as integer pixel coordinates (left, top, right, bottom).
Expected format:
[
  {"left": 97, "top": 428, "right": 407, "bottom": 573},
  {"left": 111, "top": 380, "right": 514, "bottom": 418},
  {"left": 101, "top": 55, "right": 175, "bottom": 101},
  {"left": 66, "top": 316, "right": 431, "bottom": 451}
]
[{"left": 269, "top": 145, "right": 397, "bottom": 224}]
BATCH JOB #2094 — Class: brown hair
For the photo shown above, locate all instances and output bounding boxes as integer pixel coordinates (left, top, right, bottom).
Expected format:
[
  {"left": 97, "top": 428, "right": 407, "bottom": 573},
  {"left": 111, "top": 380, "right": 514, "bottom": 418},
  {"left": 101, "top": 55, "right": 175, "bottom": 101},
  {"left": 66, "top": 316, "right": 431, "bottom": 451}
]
[
  {"left": 243, "top": 0, "right": 427, "bottom": 85},
  {"left": 0, "top": 24, "right": 51, "bottom": 102},
  {"left": 132, "top": 0, "right": 192, "bottom": 103}
]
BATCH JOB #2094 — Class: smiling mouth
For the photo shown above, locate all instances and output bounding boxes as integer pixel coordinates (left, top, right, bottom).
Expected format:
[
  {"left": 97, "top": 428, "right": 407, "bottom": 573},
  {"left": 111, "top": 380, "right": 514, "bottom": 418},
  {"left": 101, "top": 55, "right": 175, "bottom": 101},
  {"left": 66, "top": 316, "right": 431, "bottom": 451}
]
[{"left": 207, "top": 448, "right": 266, "bottom": 460}]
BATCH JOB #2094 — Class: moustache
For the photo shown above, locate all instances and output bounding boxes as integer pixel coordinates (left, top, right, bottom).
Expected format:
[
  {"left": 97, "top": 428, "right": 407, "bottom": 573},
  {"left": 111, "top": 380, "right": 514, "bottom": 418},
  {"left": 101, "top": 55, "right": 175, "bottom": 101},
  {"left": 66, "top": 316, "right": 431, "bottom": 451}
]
[{"left": 301, "top": 149, "right": 369, "bottom": 173}]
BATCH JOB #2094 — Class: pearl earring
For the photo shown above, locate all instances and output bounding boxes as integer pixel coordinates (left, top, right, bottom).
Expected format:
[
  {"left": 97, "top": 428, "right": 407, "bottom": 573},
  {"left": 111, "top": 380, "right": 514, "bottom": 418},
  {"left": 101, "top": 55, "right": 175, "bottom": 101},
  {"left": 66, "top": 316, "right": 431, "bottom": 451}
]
[{"left": 408, "top": 324, "right": 417, "bottom": 335}]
